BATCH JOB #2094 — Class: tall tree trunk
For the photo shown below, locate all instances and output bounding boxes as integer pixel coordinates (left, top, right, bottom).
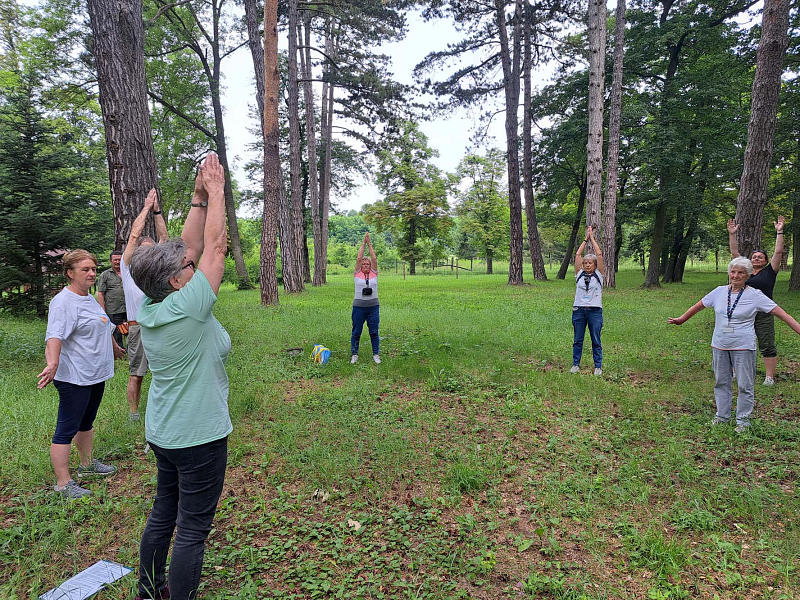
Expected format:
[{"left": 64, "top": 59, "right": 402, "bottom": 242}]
[
  {"left": 316, "top": 19, "right": 334, "bottom": 286},
  {"left": 301, "top": 14, "right": 324, "bottom": 286},
  {"left": 301, "top": 195, "right": 312, "bottom": 283},
  {"left": 87, "top": 0, "right": 158, "bottom": 251},
  {"left": 523, "top": 0, "right": 546, "bottom": 280},
  {"left": 735, "top": 0, "right": 791, "bottom": 258},
  {"left": 585, "top": 0, "right": 606, "bottom": 233},
  {"left": 557, "top": 175, "right": 587, "bottom": 279},
  {"left": 408, "top": 221, "right": 416, "bottom": 275},
  {"left": 643, "top": 200, "right": 667, "bottom": 287},
  {"left": 495, "top": 0, "right": 524, "bottom": 285},
  {"left": 662, "top": 206, "right": 685, "bottom": 283},
  {"left": 285, "top": 0, "right": 305, "bottom": 292},
  {"left": 602, "top": 0, "right": 626, "bottom": 288},
  {"left": 486, "top": 248, "right": 493, "bottom": 275},
  {"left": 790, "top": 139, "right": 800, "bottom": 291},
  {"left": 260, "top": 0, "right": 280, "bottom": 305}
]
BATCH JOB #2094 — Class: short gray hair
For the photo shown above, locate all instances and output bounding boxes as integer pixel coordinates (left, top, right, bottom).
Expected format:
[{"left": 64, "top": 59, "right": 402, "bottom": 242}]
[
  {"left": 728, "top": 256, "right": 753, "bottom": 275},
  {"left": 582, "top": 253, "right": 598, "bottom": 267},
  {"left": 129, "top": 238, "right": 187, "bottom": 302}
]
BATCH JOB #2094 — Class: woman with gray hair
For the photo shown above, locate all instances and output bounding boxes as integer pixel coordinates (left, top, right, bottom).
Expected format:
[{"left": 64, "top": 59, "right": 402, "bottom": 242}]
[
  {"left": 129, "top": 153, "right": 230, "bottom": 600},
  {"left": 668, "top": 257, "right": 800, "bottom": 432},
  {"left": 571, "top": 226, "right": 605, "bottom": 375}
]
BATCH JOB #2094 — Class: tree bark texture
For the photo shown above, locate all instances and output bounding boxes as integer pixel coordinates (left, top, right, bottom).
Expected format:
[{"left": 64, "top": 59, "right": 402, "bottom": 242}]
[
  {"left": 87, "top": 0, "right": 158, "bottom": 251},
  {"left": 523, "top": 1, "right": 546, "bottom": 281},
  {"left": 643, "top": 201, "right": 667, "bottom": 287},
  {"left": 301, "top": 14, "right": 324, "bottom": 286},
  {"left": 260, "top": 0, "right": 280, "bottom": 305},
  {"left": 495, "top": 0, "right": 524, "bottom": 285},
  {"left": 585, "top": 0, "right": 606, "bottom": 234},
  {"left": 319, "top": 26, "right": 334, "bottom": 284},
  {"left": 284, "top": 0, "right": 306, "bottom": 293},
  {"left": 734, "top": 0, "right": 791, "bottom": 258},
  {"left": 557, "top": 173, "right": 587, "bottom": 279},
  {"left": 602, "top": 0, "right": 625, "bottom": 288}
]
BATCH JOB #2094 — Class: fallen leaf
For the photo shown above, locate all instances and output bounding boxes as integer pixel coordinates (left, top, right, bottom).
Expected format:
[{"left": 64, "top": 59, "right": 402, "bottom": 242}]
[{"left": 348, "top": 519, "right": 362, "bottom": 531}]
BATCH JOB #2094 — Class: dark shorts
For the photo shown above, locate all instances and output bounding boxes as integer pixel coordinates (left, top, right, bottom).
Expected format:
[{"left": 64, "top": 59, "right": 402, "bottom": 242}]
[
  {"left": 754, "top": 312, "right": 777, "bottom": 358},
  {"left": 52, "top": 380, "right": 105, "bottom": 444}
]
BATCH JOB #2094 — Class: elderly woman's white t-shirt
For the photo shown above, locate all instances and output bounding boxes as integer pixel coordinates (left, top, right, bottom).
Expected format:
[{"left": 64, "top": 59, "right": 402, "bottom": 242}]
[{"left": 701, "top": 285, "right": 776, "bottom": 351}]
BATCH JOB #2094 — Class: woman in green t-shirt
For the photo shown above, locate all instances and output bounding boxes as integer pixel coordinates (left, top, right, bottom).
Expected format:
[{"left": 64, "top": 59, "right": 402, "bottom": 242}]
[{"left": 129, "top": 154, "right": 230, "bottom": 600}]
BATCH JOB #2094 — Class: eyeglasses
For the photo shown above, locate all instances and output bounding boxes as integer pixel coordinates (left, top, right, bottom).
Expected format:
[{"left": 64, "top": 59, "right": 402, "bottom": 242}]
[{"left": 182, "top": 260, "right": 196, "bottom": 272}]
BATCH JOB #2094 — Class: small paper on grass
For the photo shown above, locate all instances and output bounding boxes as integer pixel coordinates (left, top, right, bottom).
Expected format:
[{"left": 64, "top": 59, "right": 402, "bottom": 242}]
[
  {"left": 40, "top": 560, "right": 132, "bottom": 600},
  {"left": 347, "top": 519, "right": 362, "bottom": 531}
]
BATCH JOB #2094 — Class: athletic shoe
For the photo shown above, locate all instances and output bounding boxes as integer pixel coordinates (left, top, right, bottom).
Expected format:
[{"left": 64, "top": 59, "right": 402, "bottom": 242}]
[
  {"left": 373, "top": 355, "right": 381, "bottom": 364},
  {"left": 594, "top": 368, "right": 602, "bottom": 376},
  {"left": 711, "top": 417, "right": 728, "bottom": 426},
  {"left": 350, "top": 355, "right": 358, "bottom": 364},
  {"left": 735, "top": 424, "right": 750, "bottom": 434},
  {"left": 77, "top": 458, "right": 117, "bottom": 479},
  {"left": 763, "top": 376, "right": 775, "bottom": 386},
  {"left": 54, "top": 480, "right": 91, "bottom": 499},
  {"left": 569, "top": 365, "right": 580, "bottom": 374},
  {"left": 129, "top": 412, "right": 140, "bottom": 422}
]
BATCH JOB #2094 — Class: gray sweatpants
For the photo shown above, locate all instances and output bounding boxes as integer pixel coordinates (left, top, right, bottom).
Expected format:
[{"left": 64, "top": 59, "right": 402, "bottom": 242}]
[{"left": 712, "top": 348, "right": 756, "bottom": 426}]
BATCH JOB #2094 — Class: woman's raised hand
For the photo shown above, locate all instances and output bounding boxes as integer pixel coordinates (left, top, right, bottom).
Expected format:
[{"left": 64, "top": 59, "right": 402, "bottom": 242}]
[
  {"left": 775, "top": 216, "right": 785, "bottom": 233},
  {"left": 144, "top": 188, "right": 157, "bottom": 211},
  {"left": 586, "top": 226, "right": 594, "bottom": 240},
  {"left": 200, "top": 153, "right": 226, "bottom": 195},
  {"left": 727, "top": 219, "right": 739, "bottom": 234}
]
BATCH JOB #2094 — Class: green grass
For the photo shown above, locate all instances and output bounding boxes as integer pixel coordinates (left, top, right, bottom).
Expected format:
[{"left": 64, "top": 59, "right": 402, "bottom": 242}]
[{"left": 2, "top": 265, "right": 800, "bottom": 598}]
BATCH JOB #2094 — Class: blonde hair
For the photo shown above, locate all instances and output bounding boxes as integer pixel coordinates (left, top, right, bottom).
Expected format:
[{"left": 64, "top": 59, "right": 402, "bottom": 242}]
[{"left": 62, "top": 250, "right": 97, "bottom": 280}]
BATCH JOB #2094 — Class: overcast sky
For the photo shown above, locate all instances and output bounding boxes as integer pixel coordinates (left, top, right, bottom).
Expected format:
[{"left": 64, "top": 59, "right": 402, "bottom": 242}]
[{"left": 220, "top": 9, "right": 557, "bottom": 214}]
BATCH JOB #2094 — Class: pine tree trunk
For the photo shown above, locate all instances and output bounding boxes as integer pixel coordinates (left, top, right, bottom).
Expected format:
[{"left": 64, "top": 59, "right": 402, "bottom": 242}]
[
  {"left": 316, "top": 19, "right": 334, "bottom": 286},
  {"left": 585, "top": 0, "right": 606, "bottom": 234},
  {"left": 602, "top": 0, "right": 625, "bottom": 288},
  {"left": 285, "top": 0, "right": 306, "bottom": 293},
  {"left": 486, "top": 249, "right": 493, "bottom": 275},
  {"left": 734, "top": 0, "right": 791, "bottom": 258},
  {"left": 523, "top": 1, "right": 546, "bottom": 281},
  {"left": 87, "top": 0, "right": 158, "bottom": 251},
  {"left": 495, "top": 0, "right": 524, "bottom": 285},
  {"left": 301, "top": 14, "right": 324, "bottom": 286},
  {"left": 557, "top": 175, "right": 587, "bottom": 279},
  {"left": 790, "top": 138, "right": 800, "bottom": 290},
  {"left": 260, "top": 0, "right": 280, "bottom": 305}
]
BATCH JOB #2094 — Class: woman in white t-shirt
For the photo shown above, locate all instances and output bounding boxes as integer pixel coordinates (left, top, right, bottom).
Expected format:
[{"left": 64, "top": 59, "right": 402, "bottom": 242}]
[
  {"left": 571, "top": 226, "right": 605, "bottom": 376},
  {"left": 350, "top": 232, "right": 380, "bottom": 364},
  {"left": 669, "top": 257, "right": 800, "bottom": 432},
  {"left": 37, "top": 250, "right": 125, "bottom": 499}
]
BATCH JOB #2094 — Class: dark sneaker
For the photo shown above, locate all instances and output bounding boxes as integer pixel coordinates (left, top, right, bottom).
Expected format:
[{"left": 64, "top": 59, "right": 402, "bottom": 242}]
[
  {"left": 54, "top": 480, "right": 91, "bottom": 499},
  {"left": 135, "top": 585, "right": 170, "bottom": 600},
  {"left": 77, "top": 458, "right": 117, "bottom": 479}
]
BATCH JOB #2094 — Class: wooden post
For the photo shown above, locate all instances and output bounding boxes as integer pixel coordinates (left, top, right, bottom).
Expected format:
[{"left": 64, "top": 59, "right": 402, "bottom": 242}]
[
  {"left": 403, "top": 261, "right": 406, "bottom": 280},
  {"left": 456, "top": 258, "right": 459, "bottom": 279},
  {"left": 715, "top": 247, "right": 719, "bottom": 273},
  {"left": 450, "top": 257, "right": 454, "bottom": 272},
  {"left": 395, "top": 259, "right": 397, "bottom": 273}
]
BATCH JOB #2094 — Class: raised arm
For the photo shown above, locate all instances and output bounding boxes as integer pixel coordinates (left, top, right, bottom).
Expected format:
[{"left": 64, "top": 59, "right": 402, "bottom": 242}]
[
  {"left": 356, "top": 235, "right": 366, "bottom": 272},
  {"left": 124, "top": 190, "right": 157, "bottom": 265},
  {"left": 771, "top": 216, "right": 785, "bottom": 272},
  {"left": 668, "top": 301, "right": 705, "bottom": 325},
  {"left": 366, "top": 233, "right": 377, "bottom": 272},
  {"left": 770, "top": 306, "right": 800, "bottom": 335},
  {"left": 197, "top": 153, "right": 227, "bottom": 294},
  {"left": 587, "top": 226, "right": 604, "bottom": 275},
  {"left": 574, "top": 238, "right": 587, "bottom": 276},
  {"left": 181, "top": 170, "right": 209, "bottom": 265},
  {"left": 153, "top": 194, "right": 169, "bottom": 243},
  {"left": 727, "top": 219, "right": 740, "bottom": 259}
]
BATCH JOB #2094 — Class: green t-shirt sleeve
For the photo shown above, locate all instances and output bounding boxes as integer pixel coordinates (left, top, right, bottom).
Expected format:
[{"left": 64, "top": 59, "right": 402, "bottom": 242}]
[
  {"left": 97, "top": 270, "right": 110, "bottom": 293},
  {"left": 171, "top": 270, "right": 218, "bottom": 321}
]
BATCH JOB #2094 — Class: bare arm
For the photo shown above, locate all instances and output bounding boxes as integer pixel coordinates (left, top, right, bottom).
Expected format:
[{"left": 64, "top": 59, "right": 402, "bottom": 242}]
[
  {"left": 770, "top": 306, "right": 800, "bottom": 335},
  {"left": 37, "top": 338, "right": 62, "bottom": 389},
  {"left": 771, "top": 216, "right": 785, "bottom": 272},
  {"left": 181, "top": 171, "right": 209, "bottom": 265},
  {"left": 356, "top": 236, "right": 366, "bottom": 271},
  {"left": 367, "top": 233, "right": 377, "bottom": 272},
  {"left": 574, "top": 238, "right": 587, "bottom": 276},
  {"left": 153, "top": 194, "right": 169, "bottom": 243},
  {"left": 727, "top": 219, "right": 740, "bottom": 259},
  {"left": 124, "top": 190, "right": 157, "bottom": 265},
  {"left": 96, "top": 291, "right": 106, "bottom": 311},
  {"left": 587, "top": 227, "right": 604, "bottom": 275},
  {"left": 668, "top": 301, "right": 706, "bottom": 325},
  {"left": 197, "top": 154, "right": 227, "bottom": 294}
]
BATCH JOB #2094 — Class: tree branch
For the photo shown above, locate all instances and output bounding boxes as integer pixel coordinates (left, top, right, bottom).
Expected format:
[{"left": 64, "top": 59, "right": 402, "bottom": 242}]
[
  {"left": 147, "top": 0, "right": 194, "bottom": 24},
  {"left": 148, "top": 90, "right": 216, "bottom": 140}
]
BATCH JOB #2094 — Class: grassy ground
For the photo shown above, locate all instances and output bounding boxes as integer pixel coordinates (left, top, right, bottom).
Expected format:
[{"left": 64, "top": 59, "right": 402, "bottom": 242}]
[{"left": 2, "top": 266, "right": 800, "bottom": 599}]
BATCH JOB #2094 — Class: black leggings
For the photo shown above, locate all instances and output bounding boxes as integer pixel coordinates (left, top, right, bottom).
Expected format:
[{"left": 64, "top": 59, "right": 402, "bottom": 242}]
[{"left": 52, "top": 380, "right": 105, "bottom": 444}]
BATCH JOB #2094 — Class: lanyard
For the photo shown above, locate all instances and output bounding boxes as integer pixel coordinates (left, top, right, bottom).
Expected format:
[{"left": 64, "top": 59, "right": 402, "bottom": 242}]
[{"left": 727, "top": 285, "right": 745, "bottom": 322}]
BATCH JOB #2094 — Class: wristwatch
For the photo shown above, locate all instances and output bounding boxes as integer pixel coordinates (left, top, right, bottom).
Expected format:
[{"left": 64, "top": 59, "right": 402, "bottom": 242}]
[{"left": 191, "top": 201, "right": 208, "bottom": 208}]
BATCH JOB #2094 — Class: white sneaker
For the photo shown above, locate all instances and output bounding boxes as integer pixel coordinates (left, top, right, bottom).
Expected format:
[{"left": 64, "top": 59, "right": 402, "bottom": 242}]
[
  {"left": 373, "top": 355, "right": 381, "bottom": 364},
  {"left": 350, "top": 355, "right": 358, "bottom": 364},
  {"left": 763, "top": 376, "right": 775, "bottom": 386},
  {"left": 569, "top": 365, "right": 580, "bottom": 374},
  {"left": 594, "top": 368, "right": 603, "bottom": 376}
]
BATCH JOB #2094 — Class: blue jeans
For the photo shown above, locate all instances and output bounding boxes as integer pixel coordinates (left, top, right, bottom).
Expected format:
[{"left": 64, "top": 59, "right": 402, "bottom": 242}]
[
  {"left": 572, "top": 307, "right": 603, "bottom": 368},
  {"left": 351, "top": 304, "right": 380, "bottom": 355},
  {"left": 139, "top": 436, "right": 228, "bottom": 600}
]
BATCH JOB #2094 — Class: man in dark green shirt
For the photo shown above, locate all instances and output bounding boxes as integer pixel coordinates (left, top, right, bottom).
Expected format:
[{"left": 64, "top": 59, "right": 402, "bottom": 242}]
[{"left": 97, "top": 251, "right": 127, "bottom": 348}]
